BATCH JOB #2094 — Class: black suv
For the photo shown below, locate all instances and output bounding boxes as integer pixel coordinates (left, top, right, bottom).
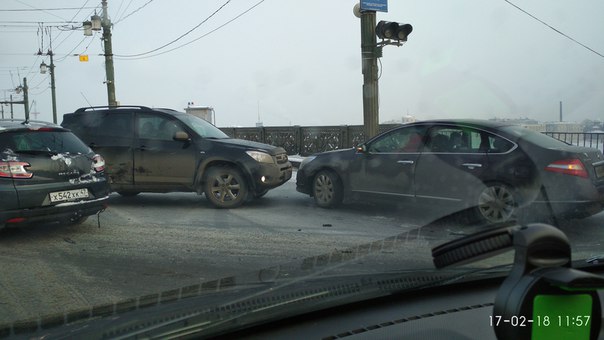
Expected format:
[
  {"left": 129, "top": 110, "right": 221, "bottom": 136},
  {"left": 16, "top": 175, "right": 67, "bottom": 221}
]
[
  {"left": 0, "top": 120, "right": 110, "bottom": 230},
  {"left": 61, "top": 106, "right": 292, "bottom": 208}
]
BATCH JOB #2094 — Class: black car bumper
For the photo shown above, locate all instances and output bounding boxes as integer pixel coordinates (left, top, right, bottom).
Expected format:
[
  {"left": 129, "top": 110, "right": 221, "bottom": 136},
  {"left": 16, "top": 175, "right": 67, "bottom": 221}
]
[
  {"left": 0, "top": 196, "right": 109, "bottom": 228},
  {"left": 295, "top": 168, "right": 312, "bottom": 195},
  {"left": 249, "top": 162, "right": 293, "bottom": 192}
]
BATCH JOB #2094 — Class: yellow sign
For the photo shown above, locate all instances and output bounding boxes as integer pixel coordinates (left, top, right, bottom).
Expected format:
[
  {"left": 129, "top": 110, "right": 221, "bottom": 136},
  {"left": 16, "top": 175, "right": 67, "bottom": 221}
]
[{"left": 79, "top": 55, "right": 89, "bottom": 62}]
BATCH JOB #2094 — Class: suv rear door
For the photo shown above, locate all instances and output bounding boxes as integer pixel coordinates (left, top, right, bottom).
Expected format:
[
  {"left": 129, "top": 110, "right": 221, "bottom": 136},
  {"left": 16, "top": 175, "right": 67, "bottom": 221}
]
[{"left": 133, "top": 112, "right": 197, "bottom": 188}]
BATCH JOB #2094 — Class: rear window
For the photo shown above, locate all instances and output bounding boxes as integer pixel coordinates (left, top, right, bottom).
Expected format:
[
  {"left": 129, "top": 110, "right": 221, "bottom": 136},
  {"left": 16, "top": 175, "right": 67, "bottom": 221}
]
[
  {"left": 0, "top": 130, "right": 91, "bottom": 154},
  {"left": 500, "top": 125, "right": 569, "bottom": 148}
]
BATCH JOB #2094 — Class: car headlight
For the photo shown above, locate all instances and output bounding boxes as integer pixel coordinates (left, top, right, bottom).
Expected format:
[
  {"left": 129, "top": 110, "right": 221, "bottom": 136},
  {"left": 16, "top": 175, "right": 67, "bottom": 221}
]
[
  {"left": 246, "top": 151, "right": 275, "bottom": 164},
  {"left": 299, "top": 156, "right": 316, "bottom": 170}
]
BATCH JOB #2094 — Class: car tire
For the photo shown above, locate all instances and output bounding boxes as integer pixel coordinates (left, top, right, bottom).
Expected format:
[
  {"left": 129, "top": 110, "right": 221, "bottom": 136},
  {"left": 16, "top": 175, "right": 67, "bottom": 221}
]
[
  {"left": 312, "top": 170, "right": 343, "bottom": 208},
  {"left": 254, "top": 189, "right": 269, "bottom": 198},
  {"left": 117, "top": 191, "right": 140, "bottom": 197},
  {"left": 474, "top": 182, "right": 517, "bottom": 224},
  {"left": 204, "top": 166, "right": 248, "bottom": 209}
]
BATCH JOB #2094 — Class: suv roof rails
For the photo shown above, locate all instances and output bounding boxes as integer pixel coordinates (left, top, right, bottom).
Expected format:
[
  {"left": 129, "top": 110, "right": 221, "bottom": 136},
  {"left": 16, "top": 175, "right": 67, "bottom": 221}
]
[{"left": 74, "top": 105, "right": 152, "bottom": 113}]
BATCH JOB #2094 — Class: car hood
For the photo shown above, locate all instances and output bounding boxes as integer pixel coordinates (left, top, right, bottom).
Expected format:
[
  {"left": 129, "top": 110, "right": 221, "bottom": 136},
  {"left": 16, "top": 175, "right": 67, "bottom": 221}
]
[{"left": 211, "top": 138, "right": 286, "bottom": 155}]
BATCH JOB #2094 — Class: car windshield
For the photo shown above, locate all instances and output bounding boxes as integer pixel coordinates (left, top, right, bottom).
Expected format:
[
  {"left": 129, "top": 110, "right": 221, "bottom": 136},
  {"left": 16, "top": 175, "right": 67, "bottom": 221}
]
[
  {"left": 1, "top": 1, "right": 603, "bottom": 338},
  {"left": 176, "top": 113, "right": 230, "bottom": 139}
]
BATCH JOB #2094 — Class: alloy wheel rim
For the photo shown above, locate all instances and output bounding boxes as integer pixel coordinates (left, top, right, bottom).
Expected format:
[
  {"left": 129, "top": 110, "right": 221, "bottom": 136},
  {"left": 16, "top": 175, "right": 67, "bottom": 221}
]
[
  {"left": 211, "top": 173, "right": 241, "bottom": 203},
  {"left": 478, "top": 185, "right": 515, "bottom": 223}
]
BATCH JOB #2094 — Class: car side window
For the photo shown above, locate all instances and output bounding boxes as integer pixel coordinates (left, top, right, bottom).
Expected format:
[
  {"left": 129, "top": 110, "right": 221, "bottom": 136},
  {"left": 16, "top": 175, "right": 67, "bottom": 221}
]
[
  {"left": 487, "top": 134, "right": 514, "bottom": 153},
  {"left": 368, "top": 127, "right": 424, "bottom": 153},
  {"left": 138, "top": 114, "right": 183, "bottom": 141},
  {"left": 426, "top": 127, "right": 485, "bottom": 153},
  {"left": 98, "top": 112, "right": 133, "bottom": 138}
]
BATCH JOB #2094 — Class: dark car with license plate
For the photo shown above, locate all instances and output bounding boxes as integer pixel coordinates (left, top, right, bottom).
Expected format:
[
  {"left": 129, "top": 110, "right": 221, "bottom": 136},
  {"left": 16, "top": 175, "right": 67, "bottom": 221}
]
[
  {"left": 0, "top": 119, "right": 110, "bottom": 230},
  {"left": 61, "top": 106, "right": 292, "bottom": 208},
  {"left": 296, "top": 119, "right": 604, "bottom": 223}
]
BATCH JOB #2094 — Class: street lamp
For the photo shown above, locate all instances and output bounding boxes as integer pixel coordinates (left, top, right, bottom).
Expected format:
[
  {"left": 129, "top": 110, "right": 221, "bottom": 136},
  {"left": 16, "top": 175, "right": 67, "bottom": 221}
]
[
  {"left": 90, "top": 13, "right": 101, "bottom": 31},
  {"left": 83, "top": 20, "right": 93, "bottom": 36},
  {"left": 39, "top": 62, "right": 48, "bottom": 74}
]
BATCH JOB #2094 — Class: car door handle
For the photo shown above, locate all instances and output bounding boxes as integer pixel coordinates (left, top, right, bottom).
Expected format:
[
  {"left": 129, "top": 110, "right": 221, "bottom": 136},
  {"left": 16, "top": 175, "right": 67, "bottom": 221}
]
[
  {"left": 397, "top": 160, "right": 415, "bottom": 165},
  {"left": 462, "top": 163, "right": 482, "bottom": 169}
]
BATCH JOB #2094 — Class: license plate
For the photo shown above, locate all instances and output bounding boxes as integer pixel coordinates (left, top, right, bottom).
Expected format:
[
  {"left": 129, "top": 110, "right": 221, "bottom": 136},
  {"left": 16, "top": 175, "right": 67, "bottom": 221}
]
[
  {"left": 49, "top": 189, "right": 90, "bottom": 203},
  {"left": 596, "top": 165, "right": 604, "bottom": 179}
]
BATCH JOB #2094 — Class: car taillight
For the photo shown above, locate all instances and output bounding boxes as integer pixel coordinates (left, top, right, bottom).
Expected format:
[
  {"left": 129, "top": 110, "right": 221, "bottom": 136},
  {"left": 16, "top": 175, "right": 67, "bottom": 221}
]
[
  {"left": 544, "top": 159, "right": 589, "bottom": 178},
  {"left": 0, "top": 161, "right": 33, "bottom": 179},
  {"left": 92, "top": 154, "right": 105, "bottom": 172}
]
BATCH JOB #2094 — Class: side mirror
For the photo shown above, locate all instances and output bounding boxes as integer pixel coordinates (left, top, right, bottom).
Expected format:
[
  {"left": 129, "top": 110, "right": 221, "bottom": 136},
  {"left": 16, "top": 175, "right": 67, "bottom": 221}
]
[
  {"left": 174, "top": 131, "right": 190, "bottom": 141},
  {"left": 356, "top": 144, "right": 367, "bottom": 153}
]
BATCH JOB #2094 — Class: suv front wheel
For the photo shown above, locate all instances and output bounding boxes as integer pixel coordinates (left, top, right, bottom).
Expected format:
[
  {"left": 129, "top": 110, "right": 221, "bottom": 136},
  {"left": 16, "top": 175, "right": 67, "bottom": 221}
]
[{"left": 203, "top": 166, "right": 248, "bottom": 209}]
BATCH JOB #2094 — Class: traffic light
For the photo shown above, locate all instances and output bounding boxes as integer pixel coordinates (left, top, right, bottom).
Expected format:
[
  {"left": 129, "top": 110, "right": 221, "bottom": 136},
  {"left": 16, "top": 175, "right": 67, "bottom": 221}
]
[{"left": 375, "top": 21, "right": 413, "bottom": 41}]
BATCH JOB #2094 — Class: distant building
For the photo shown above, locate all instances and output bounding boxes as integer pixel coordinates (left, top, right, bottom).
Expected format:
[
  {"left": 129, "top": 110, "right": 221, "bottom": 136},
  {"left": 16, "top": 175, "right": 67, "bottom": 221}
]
[
  {"left": 382, "top": 114, "right": 417, "bottom": 124},
  {"left": 544, "top": 122, "right": 583, "bottom": 133},
  {"left": 185, "top": 104, "right": 215, "bottom": 124}
]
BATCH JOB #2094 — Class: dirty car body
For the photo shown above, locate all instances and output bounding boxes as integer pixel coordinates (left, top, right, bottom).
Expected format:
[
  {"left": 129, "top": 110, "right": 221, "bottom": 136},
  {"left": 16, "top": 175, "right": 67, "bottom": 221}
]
[
  {"left": 61, "top": 106, "right": 292, "bottom": 208},
  {"left": 0, "top": 120, "right": 110, "bottom": 229},
  {"left": 296, "top": 119, "right": 604, "bottom": 223}
]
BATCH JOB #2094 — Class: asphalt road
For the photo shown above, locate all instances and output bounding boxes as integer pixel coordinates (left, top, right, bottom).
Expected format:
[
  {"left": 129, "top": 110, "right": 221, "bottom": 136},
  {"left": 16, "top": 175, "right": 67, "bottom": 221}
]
[{"left": 0, "top": 175, "right": 602, "bottom": 327}]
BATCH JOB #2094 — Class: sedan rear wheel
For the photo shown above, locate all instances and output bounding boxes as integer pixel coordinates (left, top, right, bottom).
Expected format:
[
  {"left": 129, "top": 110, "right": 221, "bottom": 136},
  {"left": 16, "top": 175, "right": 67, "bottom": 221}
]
[
  {"left": 204, "top": 166, "right": 248, "bottom": 209},
  {"left": 312, "top": 170, "right": 342, "bottom": 208},
  {"left": 475, "top": 183, "right": 517, "bottom": 224}
]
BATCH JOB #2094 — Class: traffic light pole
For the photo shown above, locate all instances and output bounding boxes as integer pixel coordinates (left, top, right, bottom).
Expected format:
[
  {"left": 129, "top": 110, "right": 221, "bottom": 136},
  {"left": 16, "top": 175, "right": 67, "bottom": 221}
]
[{"left": 360, "top": 11, "right": 380, "bottom": 139}]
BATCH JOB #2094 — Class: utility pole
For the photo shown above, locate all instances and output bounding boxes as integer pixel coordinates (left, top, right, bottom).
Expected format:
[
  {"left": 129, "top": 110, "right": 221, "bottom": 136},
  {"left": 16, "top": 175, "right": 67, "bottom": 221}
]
[
  {"left": 23, "top": 78, "right": 29, "bottom": 120},
  {"left": 49, "top": 51, "right": 57, "bottom": 123},
  {"left": 360, "top": 11, "right": 380, "bottom": 139},
  {"left": 40, "top": 50, "right": 58, "bottom": 123},
  {"left": 101, "top": 0, "right": 117, "bottom": 107}
]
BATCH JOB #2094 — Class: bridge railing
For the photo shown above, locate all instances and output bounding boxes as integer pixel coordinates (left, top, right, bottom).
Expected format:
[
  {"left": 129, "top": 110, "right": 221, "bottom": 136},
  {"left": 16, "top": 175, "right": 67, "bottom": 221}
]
[{"left": 220, "top": 125, "right": 604, "bottom": 156}]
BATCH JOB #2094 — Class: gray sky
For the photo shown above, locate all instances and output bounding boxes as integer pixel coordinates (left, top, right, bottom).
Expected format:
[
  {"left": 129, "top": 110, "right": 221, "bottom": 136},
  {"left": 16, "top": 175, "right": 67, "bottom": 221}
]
[{"left": 1, "top": 0, "right": 603, "bottom": 127}]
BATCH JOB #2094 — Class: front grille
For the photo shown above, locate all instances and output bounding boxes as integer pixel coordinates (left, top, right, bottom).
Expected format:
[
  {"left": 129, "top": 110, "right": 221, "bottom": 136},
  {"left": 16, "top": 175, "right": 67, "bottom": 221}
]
[{"left": 275, "top": 153, "right": 288, "bottom": 164}]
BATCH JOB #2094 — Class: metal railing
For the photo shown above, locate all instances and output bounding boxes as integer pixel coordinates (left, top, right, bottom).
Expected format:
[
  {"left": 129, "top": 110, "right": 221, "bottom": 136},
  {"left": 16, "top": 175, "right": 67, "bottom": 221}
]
[
  {"left": 219, "top": 125, "right": 604, "bottom": 156},
  {"left": 544, "top": 132, "right": 604, "bottom": 153},
  {"left": 220, "top": 124, "right": 399, "bottom": 156}
]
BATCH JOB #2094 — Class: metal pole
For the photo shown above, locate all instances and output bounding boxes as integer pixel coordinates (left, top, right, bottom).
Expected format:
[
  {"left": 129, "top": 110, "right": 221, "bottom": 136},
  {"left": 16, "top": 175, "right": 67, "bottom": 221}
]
[
  {"left": 101, "top": 0, "right": 117, "bottom": 107},
  {"left": 23, "top": 78, "right": 29, "bottom": 120},
  {"left": 10, "top": 95, "right": 13, "bottom": 119},
  {"left": 49, "top": 51, "right": 58, "bottom": 123},
  {"left": 360, "top": 11, "right": 379, "bottom": 139}
]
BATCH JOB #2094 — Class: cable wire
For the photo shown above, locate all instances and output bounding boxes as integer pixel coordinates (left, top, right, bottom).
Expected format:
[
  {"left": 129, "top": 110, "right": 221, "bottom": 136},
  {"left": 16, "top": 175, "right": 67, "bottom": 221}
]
[
  {"left": 114, "top": 0, "right": 155, "bottom": 25},
  {"left": 116, "top": 0, "right": 264, "bottom": 60},
  {"left": 503, "top": 0, "right": 604, "bottom": 59},
  {"left": 115, "top": 0, "right": 232, "bottom": 58}
]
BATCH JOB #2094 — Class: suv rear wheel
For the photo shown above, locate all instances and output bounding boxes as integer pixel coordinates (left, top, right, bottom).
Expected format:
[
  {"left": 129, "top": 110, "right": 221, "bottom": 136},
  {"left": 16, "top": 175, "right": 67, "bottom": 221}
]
[{"left": 204, "top": 166, "right": 248, "bottom": 208}]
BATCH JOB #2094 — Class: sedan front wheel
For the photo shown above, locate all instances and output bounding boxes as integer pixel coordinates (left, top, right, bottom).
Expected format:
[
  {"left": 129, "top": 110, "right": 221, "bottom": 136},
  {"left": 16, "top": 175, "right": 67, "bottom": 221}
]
[{"left": 312, "top": 170, "right": 343, "bottom": 208}]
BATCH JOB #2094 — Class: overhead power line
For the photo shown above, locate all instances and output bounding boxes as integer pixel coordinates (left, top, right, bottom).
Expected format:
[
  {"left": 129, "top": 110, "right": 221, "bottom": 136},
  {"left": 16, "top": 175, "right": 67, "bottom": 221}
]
[
  {"left": 114, "top": 0, "right": 155, "bottom": 25},
  {"left": 116, "top": 0, "right": 265, "bottom": 60},
  {"left": 115, "top": 0, "right": 232, "bottom": 58},
  {"left": 504, "top": 0, "right": 604, "bottom": 59},
  {"left": 0, "top": 7, "right": 97, "bottom": 12}
]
